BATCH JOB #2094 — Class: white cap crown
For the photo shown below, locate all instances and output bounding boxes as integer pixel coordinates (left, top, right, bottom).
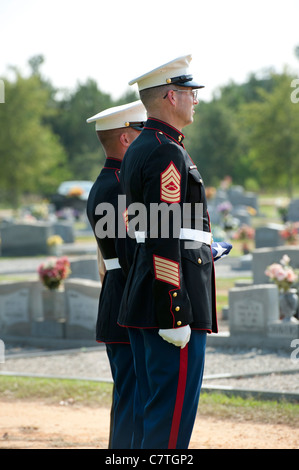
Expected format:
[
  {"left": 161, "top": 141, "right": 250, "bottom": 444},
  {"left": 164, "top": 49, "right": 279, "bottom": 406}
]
[
  {"left": 87, "top": 100, "right": 147, "bottom": 131},
  {"left": 129, "top": 54, "right": 204, "bottom": 91}
]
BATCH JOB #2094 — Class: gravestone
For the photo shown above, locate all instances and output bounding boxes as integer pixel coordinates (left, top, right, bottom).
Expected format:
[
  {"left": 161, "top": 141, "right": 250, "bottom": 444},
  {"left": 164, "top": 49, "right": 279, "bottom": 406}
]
[
  {"left": 64, "top": 278, "right": 100, "bottom": 339},
  {"left": 0, "top": 281, "right": 33, "bottom": 335},
  {"left": 53, "top": 221, "right": 75, "bottom": 243},
  {"left": 287, "top": 199, "right": 299, "bottom": 222},
  {"left": 255, "top": 224, "right": 285, "bottom": 248},
  {"left": 231, "top": 206, "right": 252, "bottom": 226},
  {"left": 267, "top": 320, "right": 299, "bottom": 339},
  {"left": 69, "top": 256, "right": 100, "bottom": 281},
  {"left": 229, "top": 284, "right": 279, "bottom": 335},
  {"left": 252, "top": 246, "right": 299, "bottom": 284},
  {"left": 227, "top": 186, "right": 259, "bottom": 212},
  {"left": 1, "top": 222, "right": 54, "bottom": 256}
]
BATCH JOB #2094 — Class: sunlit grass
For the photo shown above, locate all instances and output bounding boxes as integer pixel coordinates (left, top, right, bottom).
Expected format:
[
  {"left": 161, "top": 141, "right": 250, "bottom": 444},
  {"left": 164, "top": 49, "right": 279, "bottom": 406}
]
[{"left": 0, "top": 376, "right": 297, "bottom": 427}]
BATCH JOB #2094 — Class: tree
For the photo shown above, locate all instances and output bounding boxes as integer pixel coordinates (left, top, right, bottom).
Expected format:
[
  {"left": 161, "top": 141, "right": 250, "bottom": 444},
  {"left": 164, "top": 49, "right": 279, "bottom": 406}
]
[
  {"left": 185, "top": 99, "right": 243, "bottom": 186},
  {"left": 0, "top": 68, "right": 69, "bottom": 206},
  {"left": 241, "top": 72, "right": 299, "bottom": 196}
]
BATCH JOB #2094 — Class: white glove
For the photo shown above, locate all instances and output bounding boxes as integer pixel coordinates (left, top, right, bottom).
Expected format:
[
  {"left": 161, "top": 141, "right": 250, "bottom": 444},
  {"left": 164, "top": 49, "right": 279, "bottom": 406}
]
[{"left": 158, "top": 325, "right": 191, "bottom": 349}]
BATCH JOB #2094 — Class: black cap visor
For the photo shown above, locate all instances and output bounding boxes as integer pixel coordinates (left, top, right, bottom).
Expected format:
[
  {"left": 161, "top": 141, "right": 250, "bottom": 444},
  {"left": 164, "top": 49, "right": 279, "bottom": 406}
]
[
  {"left": 128, "top": 121, "right": 145, "bottom": 131},
  {"left": 170, "top": 74, "right": 204, "bottom": 89}
]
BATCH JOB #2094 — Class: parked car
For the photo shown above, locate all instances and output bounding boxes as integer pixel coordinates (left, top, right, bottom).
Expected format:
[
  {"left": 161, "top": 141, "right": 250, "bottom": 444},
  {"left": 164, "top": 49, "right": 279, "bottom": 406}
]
[{"left": 51, "top": 180, "right": 93, "bottom": 211}]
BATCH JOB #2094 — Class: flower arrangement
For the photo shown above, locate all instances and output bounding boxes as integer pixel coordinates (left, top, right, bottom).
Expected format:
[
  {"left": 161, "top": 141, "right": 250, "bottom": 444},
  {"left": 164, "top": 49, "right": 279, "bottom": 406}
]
[
  {"left": 30, "top": 202, "right": 49, "bottom": 220},
  {"left": 232, "top": 224, "right": 255, "bottom": 255},
  {"left": 233, "top": 224, "right": 255, "bottom": 241},
  {"left": 217, "top": 201, "right": 232, "bottom": 215},
  {"left": 246, "top": 206, "right": 257, "bottom": 216},
  {"left": 280, "top": 222, "right": 299, "bottom": 245},
  {"left": 38, "top": 256, "right": 71, "bottom": 290},
  {"left": 47, "top": 235, "right": 63, "bottom": 246},
  {"left": 265, "top": 255, "right": 298, "bottom": 293},
  {"left": 205, "top": 186, "right": 217, "bottom": 200},
  {"left": 67, "top": 186, "right": 84, "bottom": 197},
  {"left": 219, "top": 175, "right": 232, "bottom": 190}
]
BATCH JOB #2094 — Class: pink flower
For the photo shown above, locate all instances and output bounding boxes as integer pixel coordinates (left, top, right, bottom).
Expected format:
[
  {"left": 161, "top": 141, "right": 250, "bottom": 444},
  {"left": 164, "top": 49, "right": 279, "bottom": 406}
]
[
  {"left": 265, "top": 255, "right": 298, "bottom": 292},
  {"left": 37, "top": 256, "right": 71, "bottom": 290}
]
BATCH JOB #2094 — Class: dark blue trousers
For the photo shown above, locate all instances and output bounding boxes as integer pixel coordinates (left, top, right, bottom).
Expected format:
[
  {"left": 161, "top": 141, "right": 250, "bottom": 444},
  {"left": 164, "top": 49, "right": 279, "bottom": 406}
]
[
  {"left": 105, "top": 343, "right": 137, "bottom": 449},
  {"left": 128, "top": 328, "right": 207, "bottom": 449}
]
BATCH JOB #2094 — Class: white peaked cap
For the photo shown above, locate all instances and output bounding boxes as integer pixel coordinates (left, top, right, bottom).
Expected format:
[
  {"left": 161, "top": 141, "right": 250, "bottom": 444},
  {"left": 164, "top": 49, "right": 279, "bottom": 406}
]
[
  {"left": 86, "top": 100, "right": 147, "bottom": 131},
  {"left": 128, "top": 54, "right": 204, "bottom": 91}
]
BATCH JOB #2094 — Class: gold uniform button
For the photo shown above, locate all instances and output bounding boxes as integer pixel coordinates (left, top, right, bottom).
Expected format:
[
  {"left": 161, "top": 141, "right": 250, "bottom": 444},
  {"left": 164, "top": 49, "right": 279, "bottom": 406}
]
[
  {"left": 177, "top": 321, "right": 182, "bottom": 326},
  {"left": 173, "top": 292, "right": 177, "bottom": 297},
  {"left": 197, "top": 258, "right": 202, "bottom": 264},
  {"left": 175, "top": 306, "right": 180, "bottom": 312}
]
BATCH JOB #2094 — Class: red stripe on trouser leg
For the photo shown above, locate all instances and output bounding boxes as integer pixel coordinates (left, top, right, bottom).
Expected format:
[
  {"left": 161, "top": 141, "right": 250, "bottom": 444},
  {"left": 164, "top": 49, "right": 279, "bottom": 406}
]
[{"left": 168, "top": 344, "right": 188, "bottom": 449}]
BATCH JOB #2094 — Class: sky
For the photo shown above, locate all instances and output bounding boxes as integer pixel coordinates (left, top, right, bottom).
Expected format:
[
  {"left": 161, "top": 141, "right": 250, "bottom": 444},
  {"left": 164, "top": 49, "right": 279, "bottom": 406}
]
[{"left": 1, "top": 0, "right": 299, "bottom": 102}]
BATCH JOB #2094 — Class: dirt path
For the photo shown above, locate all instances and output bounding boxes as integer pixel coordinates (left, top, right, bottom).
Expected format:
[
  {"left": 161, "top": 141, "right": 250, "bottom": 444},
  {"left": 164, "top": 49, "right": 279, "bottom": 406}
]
[{"left": 0, "top": 400, "right": 297, "bottom": 449}]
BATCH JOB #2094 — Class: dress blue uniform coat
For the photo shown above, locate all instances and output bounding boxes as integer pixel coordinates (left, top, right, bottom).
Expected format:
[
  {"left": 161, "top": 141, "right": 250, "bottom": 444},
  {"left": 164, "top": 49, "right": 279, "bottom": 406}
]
[
  {"left": 86, "top": 156, "right": 138, "bottom": 449},
  {"left": 118, "top": 118, "right": 217, "bottom": 449}
]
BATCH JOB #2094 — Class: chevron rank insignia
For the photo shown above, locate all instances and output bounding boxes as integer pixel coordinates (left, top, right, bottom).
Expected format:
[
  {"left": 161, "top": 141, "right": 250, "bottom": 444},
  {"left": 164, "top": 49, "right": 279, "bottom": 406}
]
[
  {"left": 153, "top": 255, "right": 180, "bottom": 287},
  {"left": 160, "top": 161, "right": 181, "bottom": 203}
]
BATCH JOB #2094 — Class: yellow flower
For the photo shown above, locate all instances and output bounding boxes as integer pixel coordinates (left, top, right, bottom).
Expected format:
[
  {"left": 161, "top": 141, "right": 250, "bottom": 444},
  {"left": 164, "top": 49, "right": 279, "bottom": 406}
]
[
  {"left": 67, "top": 186, "right": 84, "bottom": 197},
  {"left": 47, "top": 235, "right": 63, "bottom": 246},
  {"left": 246, "top": 206, "right": 257, "bottom": 216}
]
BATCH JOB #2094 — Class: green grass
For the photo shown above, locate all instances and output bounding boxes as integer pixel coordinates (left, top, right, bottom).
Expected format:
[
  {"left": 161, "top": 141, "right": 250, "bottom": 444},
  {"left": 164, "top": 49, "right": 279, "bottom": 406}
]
[
  {"left": 198, "top": 392, "right": 299, "bottom": 427},
  {"left": 0, "top": 376, "right": 112, "bottom": 407},
  {"left": 0, "top": 376, "right": 297, "bottom": 427},
  {"left": 216, "top": 276, "right": 252, "bottom": 313}
]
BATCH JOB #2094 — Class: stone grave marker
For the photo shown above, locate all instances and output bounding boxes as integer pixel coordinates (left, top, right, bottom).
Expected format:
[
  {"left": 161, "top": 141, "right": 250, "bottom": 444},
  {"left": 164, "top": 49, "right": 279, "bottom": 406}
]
[
  {"left": 229, "top": 284, "right": 279, "bottom": 335},
  {"left": 64, "top": 278, "right": 100, "bottom": 339},
  {"left": 287, "top": 199, "right": 299, "bottom": 222},
  {"left": 69, "top": 256, "right": 100, "bottom": 281},
  {"left": 1, "top": 222, "right": 54, "bottom": 256},
  {"left": 53, "top": 221, "right": 75, "bottom": 243},
  {"left": 0, "top": 282, "right": 32, "bottom": 335},
  {"left": 252, "top": 246, "right": 299, "bottom": 284},
  {"left": 255, "top": 224, "right": 285, "bottom": 249}
]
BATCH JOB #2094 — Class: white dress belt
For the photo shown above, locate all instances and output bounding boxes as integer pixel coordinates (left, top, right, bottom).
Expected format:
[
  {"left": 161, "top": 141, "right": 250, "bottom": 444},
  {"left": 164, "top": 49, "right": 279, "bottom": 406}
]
[
  {"left": 103, "top": 257, "right": 121, "bottom": 270},
  {"left": 135, "top": 228, "right": 212, "bottom": 245}
]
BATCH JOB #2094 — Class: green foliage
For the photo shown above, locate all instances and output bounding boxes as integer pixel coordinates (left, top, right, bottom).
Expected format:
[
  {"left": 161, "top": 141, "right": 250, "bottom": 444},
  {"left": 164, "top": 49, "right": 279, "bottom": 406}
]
[
  {"left": 0, "top": 55, "right": 298, "bottom": 206},
  {"left": 0, "top": 68, "right": 69, "bottom": 206},
  {"left": 241, "top": 72, "right": 299, "bottom": 197}
]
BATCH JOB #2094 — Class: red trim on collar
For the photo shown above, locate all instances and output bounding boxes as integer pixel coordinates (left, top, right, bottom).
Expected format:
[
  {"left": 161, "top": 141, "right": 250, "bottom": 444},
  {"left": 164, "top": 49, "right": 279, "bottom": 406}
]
[
  {"left": 106, "top": 156, "right": 122, "bottom": 162},
  {"left": 148, "top": 117, "right": 185, "bottom": 137}
]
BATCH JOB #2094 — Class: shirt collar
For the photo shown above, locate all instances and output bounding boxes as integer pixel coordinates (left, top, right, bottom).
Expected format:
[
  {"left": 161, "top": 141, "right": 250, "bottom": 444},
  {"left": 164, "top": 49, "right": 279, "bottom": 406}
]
[
  {"left": 104, "top": 157, "right": 122, "bottom": 169},
  {"left": 144, "top": 118, "right": 185, "bottom": 145}
]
